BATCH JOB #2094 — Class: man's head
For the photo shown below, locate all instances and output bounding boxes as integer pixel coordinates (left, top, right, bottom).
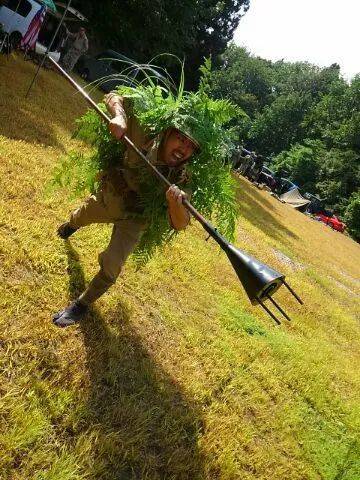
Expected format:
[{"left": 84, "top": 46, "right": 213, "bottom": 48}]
[
  {"left": 160, "top": 128, "right": 199, "bottom": 167},
  {"left": 79, "top": 27, "right": 86, "bottom": 36}
]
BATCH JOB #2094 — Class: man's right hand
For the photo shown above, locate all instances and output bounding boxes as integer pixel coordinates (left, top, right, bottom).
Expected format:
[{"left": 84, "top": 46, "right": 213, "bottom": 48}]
[
  {"left": 105, "top": 93, "right": 127, "bottom": 139},
  {"left": 109, "top": 116, "right": 127, "bottom": 140}
]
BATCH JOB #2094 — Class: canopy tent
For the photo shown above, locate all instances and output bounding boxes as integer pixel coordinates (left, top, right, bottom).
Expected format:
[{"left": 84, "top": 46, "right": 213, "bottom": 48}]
[
  {"left": 55, "top": 2, "right": 87, "bottom": 21},
  {"left": 40, "top": 0, "right": 57, "bottom": 12},
  {"left": 279, "top": 187, "right": 311, "bottom": 210}
]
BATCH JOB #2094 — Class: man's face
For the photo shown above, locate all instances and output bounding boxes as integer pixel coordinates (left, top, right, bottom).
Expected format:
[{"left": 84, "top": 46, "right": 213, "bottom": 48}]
[
  {"left": 162, "top": 128, "right": 197, "bottom": 167},
  {"left": 79, "top": 28, "right": 85, "bottom": 36}
]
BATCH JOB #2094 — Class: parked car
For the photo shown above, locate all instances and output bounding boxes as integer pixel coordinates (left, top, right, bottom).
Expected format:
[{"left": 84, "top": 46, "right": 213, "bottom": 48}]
[
  {"left": 0, "top": 0, "right": 41, "bottom": 49},
  {"left": 315, "top": 213, "right": 346, "bottom": 233},
  {"left": 276, "top": 177, "right": 298, "bottom": 195},
  {"left": 258, "top": 166, "right": 277, "bottom": 190},
  {"left": 76, "top": 49, "right": 167, "bottom": 92}
]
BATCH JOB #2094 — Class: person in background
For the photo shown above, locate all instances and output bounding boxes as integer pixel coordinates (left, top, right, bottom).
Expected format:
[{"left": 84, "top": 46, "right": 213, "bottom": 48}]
[
  {"left": 60, "top": 26, "right": 88, "bottom": 72},
  {"left": 231, "top": 145, "right": 243, "bottom": 170},
  {"left": 237, "top": 153, "right": 252, "bottom": 176},
  {"left": 251, "top": 154, "right": 264, "bottom": 183}
]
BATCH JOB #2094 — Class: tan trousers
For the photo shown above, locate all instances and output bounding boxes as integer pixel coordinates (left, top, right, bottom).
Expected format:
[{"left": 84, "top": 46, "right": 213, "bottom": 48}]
[{"left": 68, "top": 179, "right": 146, "bottom": 305}]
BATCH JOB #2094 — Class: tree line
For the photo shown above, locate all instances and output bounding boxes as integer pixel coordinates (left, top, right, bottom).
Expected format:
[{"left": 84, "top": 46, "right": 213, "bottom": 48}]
[
  {"left": 73, "top": 0, "right": 249, "bottom": 88},
  {"left": 207, "top": 46, "right": 360, "bottom": 240}
]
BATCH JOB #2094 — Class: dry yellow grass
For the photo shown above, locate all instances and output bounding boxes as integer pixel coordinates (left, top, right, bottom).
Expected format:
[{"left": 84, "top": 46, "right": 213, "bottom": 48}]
[{"left": 0, "top": 53, "right": 359, "bottom": 480}]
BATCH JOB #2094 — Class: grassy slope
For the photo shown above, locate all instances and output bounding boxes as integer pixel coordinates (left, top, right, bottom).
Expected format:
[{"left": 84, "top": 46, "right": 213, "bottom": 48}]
[{"left": 0, "top": 54, "right": 359, "bottom": 480}]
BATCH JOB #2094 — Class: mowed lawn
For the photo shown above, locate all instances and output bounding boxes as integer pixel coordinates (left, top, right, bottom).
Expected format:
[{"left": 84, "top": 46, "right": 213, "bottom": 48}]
[{"left": 0, "top": 54, "right": 359, "bottom": 480}]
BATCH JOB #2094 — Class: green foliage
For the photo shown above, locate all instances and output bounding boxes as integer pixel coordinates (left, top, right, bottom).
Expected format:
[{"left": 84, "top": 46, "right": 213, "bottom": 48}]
[
  {"left": 272, "top": 61, "right": 341, "bottom": 99},
  {"left": 344, "top": 192, "right": 360, "bottom": 240},
  {"left": 249, "top": 92, "right": 313, "bottom": 155},
  {"left": 303, "top": 80, "right": 350, "bottom": 148},
  {"left": 209, "top": 46, "right": 274, "bottom": 117},
  {"left": 50, "top": 106, "right": 126, "bottom": 197},
  {"left": 271, "top": 143, "right": 360, "bottom": 214},
  {"left": 316, "top": 149, "right": 360, "bottom": 212},
  {"left": 271, "top": 140, "right": 325, "bottom": 193}
]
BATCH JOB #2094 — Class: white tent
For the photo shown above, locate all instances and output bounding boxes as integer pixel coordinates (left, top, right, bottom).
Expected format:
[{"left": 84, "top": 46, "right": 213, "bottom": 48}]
[{"left": 280, "top": 187, "right": 311, "bottom": 210}]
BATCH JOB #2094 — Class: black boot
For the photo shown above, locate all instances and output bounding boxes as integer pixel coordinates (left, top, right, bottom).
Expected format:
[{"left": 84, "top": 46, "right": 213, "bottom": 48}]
[
  {"left": 57, "top": 222, "right": 78, "bottom": 239},
  {"left": 52, "top": 300, "right": 88, "bottom": 327}
]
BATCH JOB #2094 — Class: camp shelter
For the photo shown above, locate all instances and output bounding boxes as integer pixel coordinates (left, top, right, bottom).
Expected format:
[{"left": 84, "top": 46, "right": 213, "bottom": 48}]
[{"left": 279, "top": 187, "right": 311, "bottom": 211}]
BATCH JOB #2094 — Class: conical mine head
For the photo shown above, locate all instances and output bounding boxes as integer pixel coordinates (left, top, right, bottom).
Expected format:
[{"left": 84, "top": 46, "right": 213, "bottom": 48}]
[{"left": 226, "top": 244, "right": 285, "bottom": 305}]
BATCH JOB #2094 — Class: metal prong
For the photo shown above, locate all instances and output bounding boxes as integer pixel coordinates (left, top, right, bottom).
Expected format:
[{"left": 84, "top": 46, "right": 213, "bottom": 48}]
[
  {"left": 282, "top": 280, "right": 303, "bottom": 305},
  {"left": 266, "top": 295, "right": 292, "bottom": 322},
  {"left": 257, "top": 297, "right": 281, "bottom": 325}
]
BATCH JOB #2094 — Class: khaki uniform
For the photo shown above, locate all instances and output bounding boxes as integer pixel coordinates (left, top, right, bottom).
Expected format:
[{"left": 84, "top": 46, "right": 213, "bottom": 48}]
[
  {"left": 68, "top": 103, "right": 188, "bottom": 305},
  {"left": 61, "top": 32, "right": 88, "bottom": 72},
  {"left": 238, "top": 155, "right": 253, "bottom": 176}
]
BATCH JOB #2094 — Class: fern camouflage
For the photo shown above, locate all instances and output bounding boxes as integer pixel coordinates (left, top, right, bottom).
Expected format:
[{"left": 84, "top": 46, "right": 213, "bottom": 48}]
[{"left": 53, "top": 70, "right": 242, "bottom": 261}]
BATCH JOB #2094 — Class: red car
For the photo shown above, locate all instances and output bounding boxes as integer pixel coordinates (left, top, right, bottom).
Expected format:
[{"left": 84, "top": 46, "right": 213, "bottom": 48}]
[{"left": 315, "top": 213, "right": 346, "bottom": 233}]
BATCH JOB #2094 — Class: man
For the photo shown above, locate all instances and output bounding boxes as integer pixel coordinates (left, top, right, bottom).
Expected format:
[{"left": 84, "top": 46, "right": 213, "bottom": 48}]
[
  {"left": 231, "top": 145, "right": 243, "bottom": 170},
  {"left": 251, "top": 154, "right": 264, "bottom": 184},
  {"left": 61, "top": 26, "right": 88, "bottom": 73},
  {"left": 53, "top": 92, "right": 199, "bottom": 327}
]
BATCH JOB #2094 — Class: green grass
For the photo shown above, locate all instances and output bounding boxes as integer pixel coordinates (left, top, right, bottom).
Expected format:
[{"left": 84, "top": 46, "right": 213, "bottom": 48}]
[{"left": 0, "top": 53, "right": 359, "bottom": 479}]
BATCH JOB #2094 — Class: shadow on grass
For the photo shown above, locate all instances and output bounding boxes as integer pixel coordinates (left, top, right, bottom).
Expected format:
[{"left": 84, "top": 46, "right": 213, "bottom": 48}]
[
  {"left": 65, "top": 241, "right": 205, "bottom": 479},
  {"left": 235, "top": 176, "right": 299, "bottom": 243}
]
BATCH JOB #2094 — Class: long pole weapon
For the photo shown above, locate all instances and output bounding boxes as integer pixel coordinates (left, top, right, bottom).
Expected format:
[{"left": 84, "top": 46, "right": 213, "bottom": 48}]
[{"left": 44, "top": 55, "right": 303, "bottom": 324}]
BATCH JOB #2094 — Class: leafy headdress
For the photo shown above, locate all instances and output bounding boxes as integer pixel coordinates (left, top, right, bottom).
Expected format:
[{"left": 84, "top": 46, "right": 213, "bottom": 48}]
[{"left": 52, "top": 58, "right": 243, "bottom": 263}]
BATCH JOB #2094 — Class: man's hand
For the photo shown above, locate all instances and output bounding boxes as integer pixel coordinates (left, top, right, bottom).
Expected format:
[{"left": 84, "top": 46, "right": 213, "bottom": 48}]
[
  {"left": 105, "top": 93, "right": 127, "bottom": 140},
  {"left": 109, "top": 116, "right": 127, "bottom": 140},
  {"left": 166, "top": 185, "right": 190, "bottom": 230},
  {"left": 166, "top": 184, "right": 186, "bottom": 205}
]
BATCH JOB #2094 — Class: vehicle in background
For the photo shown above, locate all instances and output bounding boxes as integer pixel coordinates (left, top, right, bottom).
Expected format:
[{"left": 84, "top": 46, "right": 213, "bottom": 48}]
[
  {"left": 258, "top": 166, "right": 277, "bottom": 190},
  {"left": 0, "top": 0, "right": 86, "bottom": 60},
  {"left": 276, "top": 177, "right": 298, "bottom": 195},
  {"left": 76, "top": 49, "right": 166, "bottom": 92},
  {"left": 0, "top": 0, "right": 42, "bottom": 49},
  {"left": 315, "top": 213, "right": 346, "bottom": 232},
  {"left": 257, "top": 169, "right": 297, "bottom": 195}
]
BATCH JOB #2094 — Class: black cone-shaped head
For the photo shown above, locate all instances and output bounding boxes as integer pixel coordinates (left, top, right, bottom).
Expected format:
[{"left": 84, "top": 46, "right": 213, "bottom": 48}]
[{"left": 226, "top": 244, "right": 285, "bottom": 305}]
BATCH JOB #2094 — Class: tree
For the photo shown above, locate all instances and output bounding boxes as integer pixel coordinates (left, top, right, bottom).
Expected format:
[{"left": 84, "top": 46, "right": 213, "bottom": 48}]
[
  {"left": 248, "top": 92, "right": 313, "bottom": 155},
  {"left": 271, "top": 140, "right": 325, "bottom": 193},
  {"left": 344, "top": 192, "right": 360, "bottom": 241},
  {"left": 272, "top": 61, "right": 341, "bottom": 99},
  {"left": 203, "top": 44, "right": 359, "bottom": 238},
  {"left": 73, "top": 0, "right": 250, "bottom": 88},
  {"left": 315, "top": 149, "right": 360, "bottom": 213},
  {"left": 303, "top": 76, "right": 360, "bottom": 151},
  {"left": 208, "top": 46, "right": 274, "bottom": 117}
]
